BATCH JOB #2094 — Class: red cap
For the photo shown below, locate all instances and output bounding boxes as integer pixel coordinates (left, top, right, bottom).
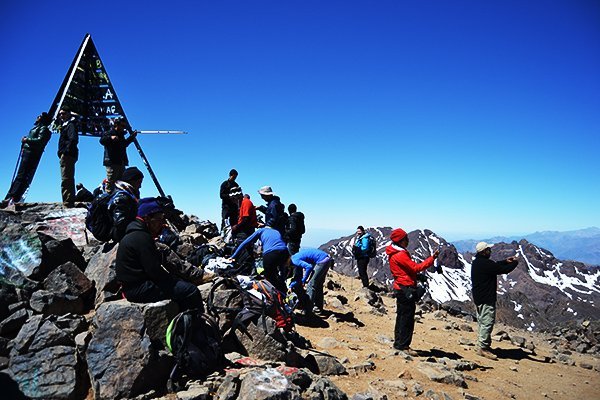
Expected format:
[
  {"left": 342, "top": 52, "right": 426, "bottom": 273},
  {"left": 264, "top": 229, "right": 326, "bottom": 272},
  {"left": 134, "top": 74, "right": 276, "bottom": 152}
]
[{"left": 390, "top": 228, "right": 407, "bottom": 243}]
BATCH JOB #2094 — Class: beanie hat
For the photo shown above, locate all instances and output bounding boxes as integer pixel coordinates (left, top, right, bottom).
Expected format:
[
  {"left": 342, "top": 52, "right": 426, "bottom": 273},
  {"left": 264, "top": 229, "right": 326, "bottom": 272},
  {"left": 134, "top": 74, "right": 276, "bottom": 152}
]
[
  {"left": 122, "top": 167, "right": 144, "bottom": 183},
  {"left": 390, "top": 228, "right": 407, "bottom": 243},
  {"left": 137, "top": 197, "right": 162, "bottom": 218}
]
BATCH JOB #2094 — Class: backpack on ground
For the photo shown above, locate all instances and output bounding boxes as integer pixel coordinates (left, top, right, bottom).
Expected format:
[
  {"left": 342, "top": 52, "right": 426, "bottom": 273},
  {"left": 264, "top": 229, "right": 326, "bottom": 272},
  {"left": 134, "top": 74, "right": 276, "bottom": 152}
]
[
  {"left": 165, "top": 310, "right": 224, "bottom": 386},
  {"left": 207, "top": 277, "right": 294, "bottom": 335},
  {"left": 367, "top": 235, "right": 377, "bottom": 258},
  {"left": 85, "top": 192, "right": 115, "bottom": 242}
]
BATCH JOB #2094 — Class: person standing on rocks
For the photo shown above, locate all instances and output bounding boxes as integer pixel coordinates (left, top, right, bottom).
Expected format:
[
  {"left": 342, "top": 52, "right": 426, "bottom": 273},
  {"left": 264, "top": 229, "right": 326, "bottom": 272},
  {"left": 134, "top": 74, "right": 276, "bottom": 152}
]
[
  {"left": 386, "top": 228, "right": 439, "bottom": 355},
  {"left": 228, "top": 226, "right": 290, "bottom": 293},
  {"left": 352, "top": 226, "right": 373, "bottom": 288},
  {"left": 471, "top": 242, "right": 518, "bottom": 360},
  {"left": 99, "top": 117, "right": 137, "bottom": 193},
  {"left": 289, "top": 248, "right": 333, "bottom": 316},
  {"left": 116, "top": 197, "right": 204, "bottom": 311},
  {"left": 285, "top": 203, "right": 305, "bottom": 255},
  {"left": 1, "top": 112, "right": 52, "bottom": 207},
  {"left": 219, "top": 169, "right": 243, "bottom": 232},
  {"left": 257, "top": 186, "right": 287, "bottom": 238},
  {"left": 57, "top": 108, "right": 79, "bottom": 206}
]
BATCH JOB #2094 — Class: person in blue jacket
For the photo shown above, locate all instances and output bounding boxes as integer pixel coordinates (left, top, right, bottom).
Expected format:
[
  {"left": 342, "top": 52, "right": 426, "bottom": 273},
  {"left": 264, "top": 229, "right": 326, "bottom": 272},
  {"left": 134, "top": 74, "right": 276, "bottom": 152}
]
[
  {"left": 352, "top": 226, "right": 372, "bottom": 288},
  {"left": 290, "top": 248, "right": 333, "bottom": 315},
  {"left": 229, "top": 227, "right": 290, "bottom": 293}
]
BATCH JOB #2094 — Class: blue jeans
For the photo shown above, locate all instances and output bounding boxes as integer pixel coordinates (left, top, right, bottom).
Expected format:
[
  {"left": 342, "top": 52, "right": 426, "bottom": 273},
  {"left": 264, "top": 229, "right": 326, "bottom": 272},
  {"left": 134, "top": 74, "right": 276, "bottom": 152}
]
[{"left": 306, "top": 258, "right": 332, "bottom": 310}]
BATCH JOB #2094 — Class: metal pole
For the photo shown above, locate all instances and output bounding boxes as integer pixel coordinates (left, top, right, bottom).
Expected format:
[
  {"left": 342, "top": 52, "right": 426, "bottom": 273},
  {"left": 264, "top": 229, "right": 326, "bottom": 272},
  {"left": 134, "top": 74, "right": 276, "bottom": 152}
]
[
  {"left": 11, "top": 147, "right": 23, "bottom": 185},
  {"left": 132, "top": 138, "right": 165, "bottom": 198}
]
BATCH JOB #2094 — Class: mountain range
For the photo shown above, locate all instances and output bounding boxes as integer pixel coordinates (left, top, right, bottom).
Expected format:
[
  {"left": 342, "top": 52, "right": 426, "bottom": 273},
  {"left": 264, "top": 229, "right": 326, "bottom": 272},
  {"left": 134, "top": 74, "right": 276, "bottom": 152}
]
[
  {"left": 319, "top": 227, "right": 600, "bottom": 332},
  {"left": 451, "top": 227, "right": 600, "bottom": 265}
]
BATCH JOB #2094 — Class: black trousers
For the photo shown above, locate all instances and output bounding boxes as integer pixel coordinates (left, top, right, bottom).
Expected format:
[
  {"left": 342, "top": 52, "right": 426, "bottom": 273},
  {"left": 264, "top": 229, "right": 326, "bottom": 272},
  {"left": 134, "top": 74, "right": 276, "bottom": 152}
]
[
  {"left": 287, "top": 240, "right": 301, "bottom": 255},
  {"left": 124, "top": 279, "right": 204, "bottom": 312},
  {"left": 356, "top": 257, "right": 370, "bottom": 288},
  {"left": 5, "top": 150, "right": 43, "bottom": 202},
  {"left": 262, "top": 249, "right": 290, "bottom": 293},
  {"left": 394, "top": 288, "right": 416, "bottom": 349}
]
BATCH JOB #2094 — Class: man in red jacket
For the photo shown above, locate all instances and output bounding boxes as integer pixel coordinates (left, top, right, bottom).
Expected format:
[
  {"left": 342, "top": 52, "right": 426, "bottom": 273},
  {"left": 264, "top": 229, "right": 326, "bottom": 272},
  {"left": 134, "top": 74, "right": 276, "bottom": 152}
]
[{"left": 386, "top": 228, "right": 439, "bottom": 355}]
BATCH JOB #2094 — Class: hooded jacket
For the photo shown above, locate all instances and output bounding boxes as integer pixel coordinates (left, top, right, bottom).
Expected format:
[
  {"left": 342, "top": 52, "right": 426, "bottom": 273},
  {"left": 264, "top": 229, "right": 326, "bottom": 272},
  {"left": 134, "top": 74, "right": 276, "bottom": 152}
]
[
  {"left": 115, "top": 219, "right": 174, "bottom": 286},
  {"left": 386, "top": 244, "right": 435, "bottom": 289},
  {"left": 109, "top": 180, "right": 139, "bottom": 242},
  {"left": 23, "top": 123, "right": 51, "bottom": 153}
]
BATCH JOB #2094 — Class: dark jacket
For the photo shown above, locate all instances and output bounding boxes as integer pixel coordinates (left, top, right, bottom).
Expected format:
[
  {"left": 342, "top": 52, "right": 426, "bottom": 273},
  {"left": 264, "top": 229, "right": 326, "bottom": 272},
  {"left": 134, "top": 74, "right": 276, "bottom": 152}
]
[
  {"left": 471, "top": 255, "right": 518, "bottom": 305},
  {"left": 285, "top": 211, "right": 305, "bottom": 242},
  {"left": 259, "top": 196, "right": 287, "bottom": 235},
  {"left": 115, "top": 219, "right": 173, "bottom": 286},
  {"left": 219, "top": 179, "right": 242, "bottom": 216},
  {"left": 99, "top": 128, "right": 135, "bottom": 166},
  {"left": 23, "top": 123, "right": 51, "bottom": 153},
  {"left": 109, "top": 181, "right": 139, "bottom": 242},
  {"left": 57, "top": 119, "right": 79, "bottom": 160}
]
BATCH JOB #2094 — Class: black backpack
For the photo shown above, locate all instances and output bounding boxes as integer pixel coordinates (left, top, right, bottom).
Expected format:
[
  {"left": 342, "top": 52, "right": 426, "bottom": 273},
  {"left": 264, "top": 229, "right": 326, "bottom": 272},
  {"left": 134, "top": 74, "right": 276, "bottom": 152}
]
[
  {"left": 85, "top": 192, "right": 115, "bottom": 242},
  {"left": 166, "top": 310, "right": 224, "bottom": 385},
  {"left": 367, "top": 235, "right": 377, "bottom": 258}
]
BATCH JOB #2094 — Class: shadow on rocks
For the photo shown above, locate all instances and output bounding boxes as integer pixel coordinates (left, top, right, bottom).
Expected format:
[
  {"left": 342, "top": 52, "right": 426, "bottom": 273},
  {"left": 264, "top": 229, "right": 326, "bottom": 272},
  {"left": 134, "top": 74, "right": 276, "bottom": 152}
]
[
  {"left": 493, "top": 347, "right": 546, "bottom": 363},
  {"left": 416, "top": 348, "right": 463, "bottom": 360},
  {"left": 329, "top": 311, "right": 365, "bottom": 327}
]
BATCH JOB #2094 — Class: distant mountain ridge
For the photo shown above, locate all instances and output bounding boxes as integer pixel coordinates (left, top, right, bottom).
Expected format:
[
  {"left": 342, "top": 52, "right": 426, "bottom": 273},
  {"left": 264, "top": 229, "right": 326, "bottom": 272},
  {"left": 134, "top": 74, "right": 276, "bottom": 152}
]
[
  {"left": 451, "top": 227, "right": 600, "bottom": 265},
  {"left": 320, "top": 227, "right": 600, "bottom": 331}
]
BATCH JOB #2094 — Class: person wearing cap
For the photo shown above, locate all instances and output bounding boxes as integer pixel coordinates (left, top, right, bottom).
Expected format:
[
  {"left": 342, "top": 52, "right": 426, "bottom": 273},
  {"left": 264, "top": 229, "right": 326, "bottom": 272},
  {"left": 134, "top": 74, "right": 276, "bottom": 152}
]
[
  {"left": 115, "top": 197, "right": 204, "bottom": 311},
  {"left": 57, "top": 108, "right": 79, "bottom": 206},
  {"left": 386, "top": 228, "right": 440, "bottom": 355},
  {"left": 219, "top": 169, "right": 243, "bottom": 232},
  {"left": 257, "top": 186, "right": 287, "bottom": 238},
  {"left": 228, "top": 227, "right": 290, "bottom": 293},
  {"left": 109, "top": 166, "right": 144, "bottom": 242},
  {"left": 471, "top": 242, "right": 518, "bottom": 360},
  {"left": 99, "top": 117, "right": 137, "bottom": 193},
  {"left": 2, "top": 112, "right": 52, "bottom": 207},
  {"left": 352, "top": 226, "right": 373, "bottom": 288}
]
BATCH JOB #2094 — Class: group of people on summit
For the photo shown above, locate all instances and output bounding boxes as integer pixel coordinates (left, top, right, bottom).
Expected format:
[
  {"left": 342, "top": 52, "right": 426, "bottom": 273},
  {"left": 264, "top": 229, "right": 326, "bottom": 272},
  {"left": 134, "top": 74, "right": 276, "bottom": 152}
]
[{"left": 2, "top": 112, "right": 520, "bottom": 361}]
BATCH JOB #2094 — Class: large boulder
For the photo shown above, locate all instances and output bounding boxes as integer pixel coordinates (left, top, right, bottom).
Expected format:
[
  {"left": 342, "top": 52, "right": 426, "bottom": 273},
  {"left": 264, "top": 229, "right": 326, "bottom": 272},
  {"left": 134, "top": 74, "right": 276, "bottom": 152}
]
[
  {"left": 38, "top": 233, "right": 86, "bottom": 278},
  {"left": 8, "top": 314, "right": 88, "bottom": 399},
  {"left": 86, "top": 300, "right": 172, "bottom": 399},
  {"left": 238, "top": 368, "right": 301, "bottom": 400},
  {"left": 234, "top": 317, "right": 288, "bottom": 362},
  {"left": 84, "top": 244, "right": 120, "bottom": 306},
  {"left": 0, "top": 226, "right": 43, "bottom": 282},
  {"left": 29, "top": 262, "right": 95, "bottom": 315}
]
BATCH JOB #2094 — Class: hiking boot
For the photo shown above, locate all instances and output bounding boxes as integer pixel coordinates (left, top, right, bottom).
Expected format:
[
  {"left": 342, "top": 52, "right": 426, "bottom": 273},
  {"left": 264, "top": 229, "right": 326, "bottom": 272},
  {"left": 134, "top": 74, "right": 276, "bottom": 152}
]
[
  {"left": 394, "top": 347, "right": 419, "bottom": 357},
  {"left": 476, "top": 347, "right": 498, "bottom": 360},
  {"left": 312, "top": 307, "right": 326, "bottom": 317}
]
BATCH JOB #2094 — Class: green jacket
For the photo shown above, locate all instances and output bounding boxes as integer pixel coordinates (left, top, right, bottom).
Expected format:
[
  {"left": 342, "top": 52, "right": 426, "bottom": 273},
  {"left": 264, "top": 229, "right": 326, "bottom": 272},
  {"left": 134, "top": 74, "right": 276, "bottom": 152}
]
[{"left": 23, "top": 123, "right": 51, "bottom": 153}]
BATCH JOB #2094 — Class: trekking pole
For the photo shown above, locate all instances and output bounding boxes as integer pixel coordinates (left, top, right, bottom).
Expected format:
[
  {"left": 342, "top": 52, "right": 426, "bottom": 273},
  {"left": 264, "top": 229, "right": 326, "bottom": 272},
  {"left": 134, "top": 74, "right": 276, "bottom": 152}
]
[{"left": 10, "top": 146, "right": 24, "bottom": 185}]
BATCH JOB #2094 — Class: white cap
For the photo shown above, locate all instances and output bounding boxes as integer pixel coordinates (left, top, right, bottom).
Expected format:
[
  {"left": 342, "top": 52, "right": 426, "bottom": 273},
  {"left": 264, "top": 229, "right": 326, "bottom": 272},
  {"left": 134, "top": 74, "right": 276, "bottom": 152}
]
[{"left": 475, "top": 242, "right": 493, "bottom": 253}]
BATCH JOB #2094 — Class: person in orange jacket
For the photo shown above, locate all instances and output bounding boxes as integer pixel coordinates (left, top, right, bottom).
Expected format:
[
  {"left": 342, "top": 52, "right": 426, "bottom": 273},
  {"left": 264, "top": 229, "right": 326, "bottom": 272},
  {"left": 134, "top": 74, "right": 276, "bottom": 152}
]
[{"left": 386, "top": 228, "right": 439, "bottom": 355}]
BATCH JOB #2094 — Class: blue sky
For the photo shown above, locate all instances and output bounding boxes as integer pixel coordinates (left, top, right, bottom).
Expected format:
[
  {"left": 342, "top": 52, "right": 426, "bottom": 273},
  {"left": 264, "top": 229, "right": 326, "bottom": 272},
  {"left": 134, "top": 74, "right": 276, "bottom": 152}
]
[{"left": 1, "top": 1, "right": 599, "bottom": 246}]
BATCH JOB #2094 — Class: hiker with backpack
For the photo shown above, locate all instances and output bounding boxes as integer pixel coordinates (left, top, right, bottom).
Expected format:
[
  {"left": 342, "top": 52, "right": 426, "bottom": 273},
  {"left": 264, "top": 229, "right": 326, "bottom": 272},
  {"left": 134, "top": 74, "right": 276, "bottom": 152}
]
[
  {"left": 219, "top": 169, "right": 243, "bottom": 232},
  {"left": 289, "top": 248, "right": 333, "bottom": 316},
  {"left": 228, "top": 226, "right": 290, "bottom": 293},
  {"left": 285, "top": 204, "right": 305, "bottom": 254},
  {"left": 99, "top": 117, "right": 137, "bottom": 193},
  {"left": 386, "top": 228, "right": 439, "bottom": 355},
  {"left": 116, "top": 197, "right": 204, "bottom": 311},
  {"left": 1, "top": 112, "right": 52, "bottom": 207},
  {"left": 256, "top": 186, "right": 287, "bottom": 238},
  {"left": 352, "top": 226, "right": 376, "bottom": 288},
  {"left": 109, "top": 166, "right": 144, "bottom": 242}
]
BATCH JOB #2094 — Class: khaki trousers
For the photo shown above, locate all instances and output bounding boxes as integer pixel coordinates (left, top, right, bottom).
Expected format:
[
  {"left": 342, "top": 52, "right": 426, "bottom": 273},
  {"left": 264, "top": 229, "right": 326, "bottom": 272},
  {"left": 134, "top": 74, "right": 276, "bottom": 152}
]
[{"left": 59, "top": 154, "right": 76, "bottom": 203}]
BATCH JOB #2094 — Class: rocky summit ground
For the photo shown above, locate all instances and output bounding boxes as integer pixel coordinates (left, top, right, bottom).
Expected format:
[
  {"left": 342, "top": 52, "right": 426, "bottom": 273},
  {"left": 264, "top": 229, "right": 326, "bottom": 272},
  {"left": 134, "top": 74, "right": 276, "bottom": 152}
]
[{"left": 296, "top": 271, "right": 600, "bottom": 400}]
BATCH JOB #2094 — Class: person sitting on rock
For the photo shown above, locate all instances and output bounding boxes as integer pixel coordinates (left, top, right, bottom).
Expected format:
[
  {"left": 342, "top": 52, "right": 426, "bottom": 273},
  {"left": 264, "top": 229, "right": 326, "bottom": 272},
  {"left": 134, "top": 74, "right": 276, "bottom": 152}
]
[
  {"left": 115, "top": 197, "right": 204, "bottom": 312},
  {"left": 109, "top": 166, "right": 144, "bottom": 242},
  {"left": 289, "top": 248, "right": 333, "bottom": 316}
]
